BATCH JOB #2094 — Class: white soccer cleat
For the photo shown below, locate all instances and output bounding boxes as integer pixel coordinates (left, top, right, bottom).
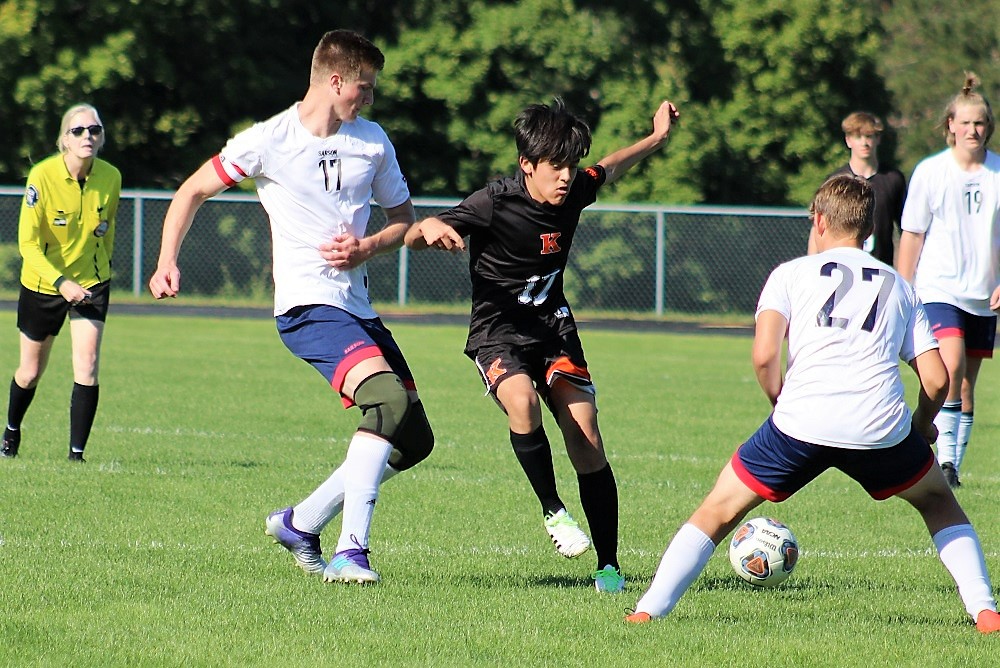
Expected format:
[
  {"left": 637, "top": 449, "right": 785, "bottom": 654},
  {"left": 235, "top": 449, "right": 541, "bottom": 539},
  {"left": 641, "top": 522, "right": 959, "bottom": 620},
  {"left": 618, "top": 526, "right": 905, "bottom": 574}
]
[{"left": 544, "top": 508, "right": 591, "bottom": 558}]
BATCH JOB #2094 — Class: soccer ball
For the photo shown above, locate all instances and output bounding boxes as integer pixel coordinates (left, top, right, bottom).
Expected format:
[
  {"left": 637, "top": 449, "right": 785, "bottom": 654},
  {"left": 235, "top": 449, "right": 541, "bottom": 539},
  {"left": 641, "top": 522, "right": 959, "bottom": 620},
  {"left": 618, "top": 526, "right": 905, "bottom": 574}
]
[{"left": 728, "top": 517, "right": 799, "bottom": 587}]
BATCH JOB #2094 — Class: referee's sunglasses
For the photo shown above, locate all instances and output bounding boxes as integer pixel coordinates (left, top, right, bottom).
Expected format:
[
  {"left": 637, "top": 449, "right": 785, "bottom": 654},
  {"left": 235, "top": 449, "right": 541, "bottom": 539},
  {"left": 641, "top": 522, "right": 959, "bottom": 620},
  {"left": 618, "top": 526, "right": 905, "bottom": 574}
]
[{"left": 67, "top": 125, "right": 103, "bottom": 137}]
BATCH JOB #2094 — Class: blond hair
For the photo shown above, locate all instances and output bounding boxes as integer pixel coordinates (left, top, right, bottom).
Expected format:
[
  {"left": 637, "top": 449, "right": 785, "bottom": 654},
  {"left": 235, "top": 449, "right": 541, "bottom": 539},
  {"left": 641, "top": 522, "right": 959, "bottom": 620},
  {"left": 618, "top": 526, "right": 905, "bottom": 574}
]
[
  {"left": 942, "top": 72, "right": 995, "bottom": 147},
  {"left": 809, "top": 175, "right": 875, "bottom": 242},
  {"left": 57, "top": 103, "right": 105, "bottom": 154},
  {"left": 841, "top": 111, "right": 884, "bottom": 136}
]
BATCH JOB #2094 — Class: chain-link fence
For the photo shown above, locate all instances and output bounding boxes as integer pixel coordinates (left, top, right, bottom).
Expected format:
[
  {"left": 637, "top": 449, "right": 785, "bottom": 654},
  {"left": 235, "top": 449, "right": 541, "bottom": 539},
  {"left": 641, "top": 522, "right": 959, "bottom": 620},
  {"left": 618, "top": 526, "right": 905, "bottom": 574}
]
[{"left": 0, "top": 186, "right": 810, "bottom": 317}]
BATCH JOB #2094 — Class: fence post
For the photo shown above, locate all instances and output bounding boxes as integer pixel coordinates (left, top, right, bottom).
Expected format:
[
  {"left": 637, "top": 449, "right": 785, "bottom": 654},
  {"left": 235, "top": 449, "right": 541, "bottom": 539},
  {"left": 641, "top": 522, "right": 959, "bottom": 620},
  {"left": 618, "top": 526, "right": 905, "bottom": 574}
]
[
  {"left": 132, "top": 195, "right": 143, "bottom": 296},
  {"left": 655, "top": 210, "right": 665, "bottom": 316},
  {"left": 397, "top": 245, "right": 409, "bottom": 307}
]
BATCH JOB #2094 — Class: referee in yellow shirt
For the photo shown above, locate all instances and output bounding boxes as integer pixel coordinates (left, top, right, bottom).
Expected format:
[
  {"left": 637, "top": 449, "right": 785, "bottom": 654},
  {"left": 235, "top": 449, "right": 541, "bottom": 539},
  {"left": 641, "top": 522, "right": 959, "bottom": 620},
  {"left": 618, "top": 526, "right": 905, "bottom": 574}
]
[{"left": 1, "top": 103, "right": 121, "bottom": 462}]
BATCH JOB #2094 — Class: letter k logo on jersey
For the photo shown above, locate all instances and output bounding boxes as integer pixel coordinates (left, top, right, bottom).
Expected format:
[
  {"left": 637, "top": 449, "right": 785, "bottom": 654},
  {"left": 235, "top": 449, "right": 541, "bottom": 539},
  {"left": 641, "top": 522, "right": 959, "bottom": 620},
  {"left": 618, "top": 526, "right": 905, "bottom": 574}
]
[
  {"left": 539, "top": 232, "right": 561, "bottom": 255},
  {"left": 485, "top": 358, "right": 507, "bottom": 387}
]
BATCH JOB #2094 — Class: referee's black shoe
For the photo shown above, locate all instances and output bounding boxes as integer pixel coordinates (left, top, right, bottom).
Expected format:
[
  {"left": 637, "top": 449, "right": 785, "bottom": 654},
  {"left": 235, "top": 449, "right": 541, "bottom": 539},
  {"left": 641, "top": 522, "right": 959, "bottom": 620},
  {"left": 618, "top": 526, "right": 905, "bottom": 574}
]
[{"left": 1, "top": 428, "right": 20, "bottom": 458}]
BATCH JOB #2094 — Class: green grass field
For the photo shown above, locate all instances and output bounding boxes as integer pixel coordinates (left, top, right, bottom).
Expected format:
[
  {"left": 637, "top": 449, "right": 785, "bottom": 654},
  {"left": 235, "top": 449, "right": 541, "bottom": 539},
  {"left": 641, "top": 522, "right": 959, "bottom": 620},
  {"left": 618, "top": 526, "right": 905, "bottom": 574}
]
[{"left": 0, "top": 311, "right": 997, "bottom": 667}]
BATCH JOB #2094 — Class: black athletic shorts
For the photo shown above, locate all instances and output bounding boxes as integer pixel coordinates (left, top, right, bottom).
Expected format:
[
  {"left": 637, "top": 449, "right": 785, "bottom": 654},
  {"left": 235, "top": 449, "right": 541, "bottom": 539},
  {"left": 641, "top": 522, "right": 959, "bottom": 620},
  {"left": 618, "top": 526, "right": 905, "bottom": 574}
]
[{"left": 17, "top": 281, "right": 111, "bottom": 341}]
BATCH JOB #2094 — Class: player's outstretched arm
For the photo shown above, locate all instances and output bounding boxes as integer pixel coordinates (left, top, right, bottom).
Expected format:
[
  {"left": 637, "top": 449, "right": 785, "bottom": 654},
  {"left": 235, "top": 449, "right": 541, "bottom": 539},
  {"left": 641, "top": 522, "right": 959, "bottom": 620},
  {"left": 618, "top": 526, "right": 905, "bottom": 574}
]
[
  {"left": 320, "top": 200, "right": 416, "bottom": 270},
  {"left": 752, "top": 309, "right": 787, "bottom": 406},
  {"left": 149, "top": 160, "right": 229, "bottom": 299},
  {"left": 597, "top": 100, "right": 679, "bottom": 185},
  {"left": 403, "top": 217, "right": 466, "bottom": 253}
]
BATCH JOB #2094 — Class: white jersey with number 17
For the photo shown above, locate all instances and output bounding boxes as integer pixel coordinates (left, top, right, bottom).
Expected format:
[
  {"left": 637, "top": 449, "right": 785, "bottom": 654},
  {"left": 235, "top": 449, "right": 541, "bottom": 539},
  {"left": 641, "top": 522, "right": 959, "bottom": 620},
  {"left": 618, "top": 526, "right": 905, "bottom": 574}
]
[
  {"left": 757, "top": 247, "right": 938, "bottom": 449},
  {"left": 213, "top": 102, "right": 410, "bottom": 317}
]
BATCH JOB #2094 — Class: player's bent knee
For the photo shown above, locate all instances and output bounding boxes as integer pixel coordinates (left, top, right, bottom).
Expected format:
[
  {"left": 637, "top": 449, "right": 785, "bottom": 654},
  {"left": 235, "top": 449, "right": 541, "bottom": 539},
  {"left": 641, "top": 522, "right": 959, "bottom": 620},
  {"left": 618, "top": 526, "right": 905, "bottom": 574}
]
[
  {"left": 388, "top": 400, "right": 434, "bottom": 471},
  {"left": 354, "top": 372, "right": 412, "bottom": 442}
]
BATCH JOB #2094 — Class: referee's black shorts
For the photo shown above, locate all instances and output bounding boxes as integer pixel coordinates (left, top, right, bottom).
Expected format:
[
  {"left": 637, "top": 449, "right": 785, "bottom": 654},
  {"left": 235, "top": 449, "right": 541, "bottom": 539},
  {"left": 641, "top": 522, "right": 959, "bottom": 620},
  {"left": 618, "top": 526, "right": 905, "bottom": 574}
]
[{"left": 17, "top": 281, "right": 111, "bottom": 341}]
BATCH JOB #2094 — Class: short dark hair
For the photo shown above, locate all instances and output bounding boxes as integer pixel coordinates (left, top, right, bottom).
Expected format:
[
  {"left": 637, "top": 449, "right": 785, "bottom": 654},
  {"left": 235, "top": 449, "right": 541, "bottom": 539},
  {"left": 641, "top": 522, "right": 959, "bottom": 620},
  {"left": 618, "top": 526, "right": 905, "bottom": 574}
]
[
  {"left": 311, "top": 30, "right": 385, "bottom": 84},
  {"left": 513, "top": 98, "right": 592, "bottom": 165}
]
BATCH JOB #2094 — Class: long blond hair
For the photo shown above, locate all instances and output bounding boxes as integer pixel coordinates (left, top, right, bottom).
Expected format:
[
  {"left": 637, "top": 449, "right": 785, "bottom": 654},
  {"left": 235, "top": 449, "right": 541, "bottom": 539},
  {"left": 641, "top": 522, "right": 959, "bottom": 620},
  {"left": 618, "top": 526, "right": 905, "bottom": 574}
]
[
  {"left": 56, "top": 103, "right": 106, "bottom": 154},
  {"left": 942, "top": 72, "right": 995, "bottom": 147}
]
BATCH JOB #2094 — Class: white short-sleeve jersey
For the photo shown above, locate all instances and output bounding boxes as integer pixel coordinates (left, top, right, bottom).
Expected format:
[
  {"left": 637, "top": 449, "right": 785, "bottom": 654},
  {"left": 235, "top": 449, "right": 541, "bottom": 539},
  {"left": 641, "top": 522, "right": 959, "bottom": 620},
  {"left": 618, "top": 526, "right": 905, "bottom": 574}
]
[
  {"left": 213, "top": 103, "right": 410, "bottom": 317},
  {"left": 757, "top": 247, "right": 938, "bottom": 449},
  {"left": 901, "top": 148, "right": 1000, "bottom": 316}
]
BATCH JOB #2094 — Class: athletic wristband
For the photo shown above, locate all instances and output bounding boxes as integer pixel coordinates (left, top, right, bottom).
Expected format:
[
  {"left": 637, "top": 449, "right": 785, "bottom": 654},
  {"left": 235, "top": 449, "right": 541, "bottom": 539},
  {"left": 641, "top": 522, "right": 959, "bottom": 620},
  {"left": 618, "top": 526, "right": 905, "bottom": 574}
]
[{"left": 53, "top": 276, "right": 66, "bottom": 289}]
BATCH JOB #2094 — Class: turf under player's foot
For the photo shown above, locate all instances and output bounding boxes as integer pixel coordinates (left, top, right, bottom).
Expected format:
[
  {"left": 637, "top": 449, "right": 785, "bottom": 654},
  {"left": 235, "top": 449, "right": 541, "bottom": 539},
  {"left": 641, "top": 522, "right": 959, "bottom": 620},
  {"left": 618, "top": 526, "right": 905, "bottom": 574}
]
[
  {"left": 1, "top": 428, "right": 20, "bottom": 458},
  {"left": 593, "top": 564, "right": 625, "bottom": 593},
  {"left": 544, "top": 508, "right": 590, "bottom": 558},
  {"left": 264, "top": 507, "right": 326, "bottom": 575},
  {"left": 323, "top": 536, "right": 379, "bottom": 584},
  {"left": 624, "top": 611, "right": 652, "bottom": 624},
  {"left": 941, "top": 461, "right": 961, "bottom": 489},
  {"left": 976, "top": 609, "right": 1000, "bottom": 634}
]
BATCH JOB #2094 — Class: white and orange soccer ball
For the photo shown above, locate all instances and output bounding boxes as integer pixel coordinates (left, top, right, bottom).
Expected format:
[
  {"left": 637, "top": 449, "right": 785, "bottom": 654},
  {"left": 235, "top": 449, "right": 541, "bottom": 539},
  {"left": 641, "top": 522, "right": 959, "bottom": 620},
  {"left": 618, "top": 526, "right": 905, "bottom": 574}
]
[{"left": 728, "top": 517, "right": 799, "bottom": 587}]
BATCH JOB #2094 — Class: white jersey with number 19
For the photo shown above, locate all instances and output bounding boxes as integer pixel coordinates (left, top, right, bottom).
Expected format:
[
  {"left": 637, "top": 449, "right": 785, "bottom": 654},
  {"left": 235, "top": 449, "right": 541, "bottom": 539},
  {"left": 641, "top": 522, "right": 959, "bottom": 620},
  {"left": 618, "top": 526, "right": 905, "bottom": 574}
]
[
  {"left": 757, "top": 247, "right": 938, "bottom": 449},
  {"left": 213, "top": 102, "right": 410, "bottom": 317}
]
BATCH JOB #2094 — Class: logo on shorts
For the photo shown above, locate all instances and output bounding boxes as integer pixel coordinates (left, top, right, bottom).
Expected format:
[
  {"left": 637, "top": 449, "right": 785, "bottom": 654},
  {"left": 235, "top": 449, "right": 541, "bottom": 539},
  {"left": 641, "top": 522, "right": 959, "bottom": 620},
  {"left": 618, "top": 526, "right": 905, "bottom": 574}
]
[
  {"left": 485, "top": 357, "right": 507, "bottom": 386},
  {"left": 25, "top": 185, "right": 38, "bottom": 208}
]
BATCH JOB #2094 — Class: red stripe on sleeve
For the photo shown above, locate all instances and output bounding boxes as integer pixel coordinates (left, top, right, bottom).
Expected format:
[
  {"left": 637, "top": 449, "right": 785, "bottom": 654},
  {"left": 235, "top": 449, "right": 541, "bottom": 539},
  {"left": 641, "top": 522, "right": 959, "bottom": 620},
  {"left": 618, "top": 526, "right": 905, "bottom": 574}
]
[{"left": 211, "top": 154, "right": 242, "bottom": 188}]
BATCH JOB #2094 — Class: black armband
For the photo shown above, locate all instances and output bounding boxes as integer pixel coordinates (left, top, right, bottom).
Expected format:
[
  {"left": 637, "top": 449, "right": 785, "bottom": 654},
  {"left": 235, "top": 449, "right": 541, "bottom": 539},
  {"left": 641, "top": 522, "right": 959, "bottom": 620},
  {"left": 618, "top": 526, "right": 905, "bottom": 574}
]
[{"left": 53, "top": 276, "right": 66, "bottom": 290}]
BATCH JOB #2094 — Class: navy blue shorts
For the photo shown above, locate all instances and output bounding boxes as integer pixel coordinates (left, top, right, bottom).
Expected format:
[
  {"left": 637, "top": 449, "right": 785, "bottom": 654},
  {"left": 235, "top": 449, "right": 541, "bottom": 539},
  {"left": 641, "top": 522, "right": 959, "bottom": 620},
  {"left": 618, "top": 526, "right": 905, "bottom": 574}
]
[
  {"left": 731, "top": 416, "right": 935, "bottom": 502},
  {"left": 276, "top": 305, "right": 415, "bottom": 407},
  {"left": 923, "top": 302, "right": 996, "bottom": 359}
]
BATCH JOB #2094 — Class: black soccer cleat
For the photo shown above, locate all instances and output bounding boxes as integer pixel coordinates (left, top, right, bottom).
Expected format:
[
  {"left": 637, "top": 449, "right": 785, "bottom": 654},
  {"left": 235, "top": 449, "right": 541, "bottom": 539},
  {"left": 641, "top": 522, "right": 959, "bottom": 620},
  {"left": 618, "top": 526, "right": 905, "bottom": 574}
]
[
  {"left": 941, "top": 461, "right": 961, "bottom": 489},
  {"left": 1, "top": 428, "right": 20, "bottom": 458},
  {"left": 67, "top": 451, "right": 86, "bottom": 463}
]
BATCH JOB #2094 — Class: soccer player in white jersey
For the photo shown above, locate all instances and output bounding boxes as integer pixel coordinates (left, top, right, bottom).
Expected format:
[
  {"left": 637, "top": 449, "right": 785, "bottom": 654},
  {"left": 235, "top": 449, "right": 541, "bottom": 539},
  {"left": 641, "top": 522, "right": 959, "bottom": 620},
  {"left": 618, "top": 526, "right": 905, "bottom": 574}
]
[
  {"left": 897, "top": 73, "right": 1000, "bottom": 489},
  {"left": 625, "top": 175, "right": 1000, "bottom": 634},
  {"left": 149, "top": 30, "right": 434, "bottom": 584}
]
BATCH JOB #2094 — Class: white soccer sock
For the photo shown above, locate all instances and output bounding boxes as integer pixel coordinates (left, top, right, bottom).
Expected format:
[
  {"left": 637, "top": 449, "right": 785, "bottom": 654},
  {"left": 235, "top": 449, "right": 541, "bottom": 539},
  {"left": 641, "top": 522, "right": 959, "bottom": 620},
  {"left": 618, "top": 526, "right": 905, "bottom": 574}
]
[
  {"left": 955, "top": 412, "right": 973, "bottom": 471},
  {"left": 335, "top": 432, "right": 393, "bottom": 553},
  {"left": 635, "top": 523, "right": 716, "bottom": 618},
  {"left": 933, "top": 524, "right": 998, "bottom": 620},
  {"left": 293, "top": 462, "right": 401, "bottom": 535},
  {"left": 934, "top": 401, "right": 961, "bottom": 465}
]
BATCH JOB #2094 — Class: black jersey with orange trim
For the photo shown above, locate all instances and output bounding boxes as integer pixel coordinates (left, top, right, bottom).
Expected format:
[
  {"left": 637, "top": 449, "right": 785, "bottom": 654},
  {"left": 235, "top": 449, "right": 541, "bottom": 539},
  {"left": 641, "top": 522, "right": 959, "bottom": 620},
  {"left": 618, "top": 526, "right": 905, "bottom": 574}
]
[{"left": 438, "top": 164, "right": 606, "bottom": 353}]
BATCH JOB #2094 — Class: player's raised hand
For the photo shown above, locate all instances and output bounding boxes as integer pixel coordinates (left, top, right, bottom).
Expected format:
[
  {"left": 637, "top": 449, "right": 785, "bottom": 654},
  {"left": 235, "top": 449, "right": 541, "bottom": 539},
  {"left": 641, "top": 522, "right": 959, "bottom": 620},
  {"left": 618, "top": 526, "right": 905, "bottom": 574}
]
[
  {"left": 149, "top": 264, "right": 181, "bottom": 299},
  {"left": 651, "top": 100, "right": 679, "bottom": 140}
]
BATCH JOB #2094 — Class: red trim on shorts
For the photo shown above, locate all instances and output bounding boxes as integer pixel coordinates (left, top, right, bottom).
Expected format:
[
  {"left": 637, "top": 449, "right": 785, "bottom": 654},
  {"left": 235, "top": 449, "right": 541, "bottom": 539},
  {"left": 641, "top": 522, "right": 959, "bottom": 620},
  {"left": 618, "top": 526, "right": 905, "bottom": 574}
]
[
  {"left": 332, "top": 345, "right": 384, "bottom": 408},
  {"left": 211, "top": 154, "right": 243, "bottom": 188},
  {"left": 932, "top": 326, "right": 963, "bottom": 340},
  {"left": 545, "top": 355, "right": 591, "bottom": 387},
  {"left": 967, "top": 346, "right": 995, "bottom": 359},
  {"left": 870, "top": 453, "right": 934, "bottom": 500},
  {"left": 730, "top": 451, "right": 791, "bottom": 502}
]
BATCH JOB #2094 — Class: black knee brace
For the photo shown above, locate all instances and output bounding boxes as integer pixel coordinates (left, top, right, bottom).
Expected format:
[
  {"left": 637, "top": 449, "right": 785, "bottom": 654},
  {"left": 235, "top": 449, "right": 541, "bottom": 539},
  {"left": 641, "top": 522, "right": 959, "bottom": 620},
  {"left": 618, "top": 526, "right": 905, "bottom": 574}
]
[
  {"left": 354, "top": 372, "right": 411, "bottom": 441},
  {"left": 387, "top": 400, "right": 434, "bottom": 471}
]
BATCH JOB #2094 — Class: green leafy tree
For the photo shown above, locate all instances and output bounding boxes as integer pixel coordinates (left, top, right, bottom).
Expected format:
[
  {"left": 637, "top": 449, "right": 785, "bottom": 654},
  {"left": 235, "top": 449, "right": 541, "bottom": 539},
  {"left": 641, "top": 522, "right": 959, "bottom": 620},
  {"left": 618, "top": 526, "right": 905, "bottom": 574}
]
[{"left": 879, "top": 0, "right": 1000, "bottom": 176}]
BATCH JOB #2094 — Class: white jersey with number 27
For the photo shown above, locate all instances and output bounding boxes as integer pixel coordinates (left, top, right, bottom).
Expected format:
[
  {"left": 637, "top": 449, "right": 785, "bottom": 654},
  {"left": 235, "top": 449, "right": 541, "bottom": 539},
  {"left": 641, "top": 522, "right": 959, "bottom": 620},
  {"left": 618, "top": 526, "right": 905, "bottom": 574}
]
[
  {"left": 213, "top": 103, "right": 410, "bottom": 317},
  {"left": 757, "top": 247, "right": 938, "bottom": 449}
]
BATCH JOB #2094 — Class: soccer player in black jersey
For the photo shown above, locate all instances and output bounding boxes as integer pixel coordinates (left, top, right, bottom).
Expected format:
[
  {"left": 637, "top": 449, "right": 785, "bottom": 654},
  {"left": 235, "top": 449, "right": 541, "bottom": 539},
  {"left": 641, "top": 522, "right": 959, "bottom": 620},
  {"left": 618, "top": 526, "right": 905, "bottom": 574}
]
[{"left": 405, "top": 98, "right": 678, "bottom": 592}]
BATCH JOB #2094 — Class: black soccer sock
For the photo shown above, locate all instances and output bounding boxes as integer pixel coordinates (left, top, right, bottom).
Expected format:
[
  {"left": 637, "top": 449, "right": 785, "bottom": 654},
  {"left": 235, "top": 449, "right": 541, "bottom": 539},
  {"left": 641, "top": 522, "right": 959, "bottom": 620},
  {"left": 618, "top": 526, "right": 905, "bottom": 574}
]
[
  {"left": 7, "top": 378, "right": 37, "bottom": 429},
  {"left": 69, "top": 383, "right": 100, "bottom": 453},
  {"left": 578, "top": 463, "right": 619, "bottom": 571},
  {"left": 510, "top": 426, "right": 564, "bottom": 516}
]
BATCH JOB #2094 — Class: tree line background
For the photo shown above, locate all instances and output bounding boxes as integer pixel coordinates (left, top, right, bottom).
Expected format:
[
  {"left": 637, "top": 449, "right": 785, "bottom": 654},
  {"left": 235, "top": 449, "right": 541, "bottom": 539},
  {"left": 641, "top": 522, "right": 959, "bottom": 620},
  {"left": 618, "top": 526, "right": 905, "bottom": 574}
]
[{"left": 0, "top": 0, "right": 997, "bottom": 207}]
